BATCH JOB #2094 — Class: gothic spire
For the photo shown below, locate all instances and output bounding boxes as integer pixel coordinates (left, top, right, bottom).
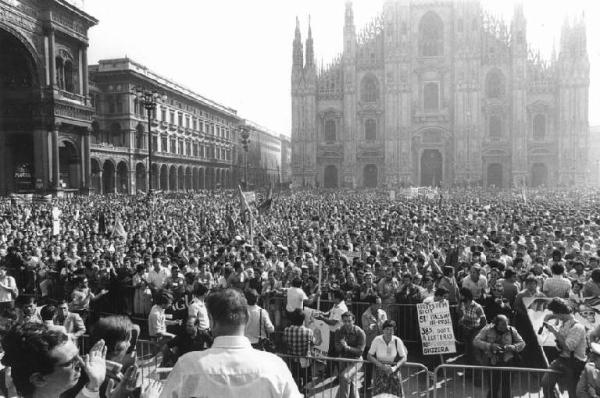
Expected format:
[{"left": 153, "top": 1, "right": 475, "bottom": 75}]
[
  {"left": 293, "top": 16, "right": 303, "bottom": 68},
  {"left": 305, "top": 15, "right": 314, "bottom": 67}
]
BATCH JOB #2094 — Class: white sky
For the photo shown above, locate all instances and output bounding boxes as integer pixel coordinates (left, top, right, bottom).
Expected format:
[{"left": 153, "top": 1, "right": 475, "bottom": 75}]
[{"left": 84, "top": 0, "right": 600, "bottom": 136}]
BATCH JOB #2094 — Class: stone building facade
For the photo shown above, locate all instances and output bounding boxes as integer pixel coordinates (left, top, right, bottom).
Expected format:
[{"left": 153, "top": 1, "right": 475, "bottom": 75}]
[
  {"left": 235, "top": 121, "right": 283, "bottom": 188},
  {"left": 291, "top": 1, "right": 590, "bottom": 188},
  {"left": 0, "top": 0, "right": 97, "bottom": 195},
  {"left": 0, "top": 1, "right": 290, "bottom": 195},
  {"left": 89, "top": 58, "right": 239, "bottom": 194}
]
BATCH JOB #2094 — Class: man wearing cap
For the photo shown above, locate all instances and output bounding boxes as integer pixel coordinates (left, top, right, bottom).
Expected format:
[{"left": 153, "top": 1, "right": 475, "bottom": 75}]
[{"left": 576, "top": 342, "right": 600, "bottom": 397}]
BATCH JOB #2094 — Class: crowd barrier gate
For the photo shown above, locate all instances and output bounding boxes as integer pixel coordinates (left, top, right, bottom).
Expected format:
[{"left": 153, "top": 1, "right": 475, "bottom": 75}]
[{"left": 432, "top": 364, "right": 565, "bottom": 398}]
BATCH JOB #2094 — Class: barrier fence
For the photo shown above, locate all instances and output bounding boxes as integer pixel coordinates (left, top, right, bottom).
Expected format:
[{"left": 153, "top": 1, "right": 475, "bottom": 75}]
[
  {"left": 120, "top": 352, "right": 565, "bottom": 398},
  {"left": 264, "top": 296, "right": 462, "bottom": 345},
  {"left": 432, "top": 364, "right": 564, "bottom": 398}
]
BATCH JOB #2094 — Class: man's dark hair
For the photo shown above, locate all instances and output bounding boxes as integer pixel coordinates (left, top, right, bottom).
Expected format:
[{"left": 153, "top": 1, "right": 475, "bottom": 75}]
[
  {"left": 193, "top": 283, "right": 209, "bottom": 297},
  {"left": 291, "top": 277, "right": 303, "bottom": 288},
  {"left": 288, "top": 309, "right": 305, "bottom": 326},
  {"left": 524, "top": 275, "right": 538, "bottom": 285},
  {"left": 460, "top": 287, "right": 473, "bottom": 301},
  {"left": 1, "top": 323, "right": 69, "bottom": 396},
  {"left": 434, "top": 287, "right": 449, "bottom": 297},
  {"left": 244, "top": 289, "right": 259, "bottom": 306},
  {"left": 366, "top": 294, "right": 381, "bottom": 304},
  {"left": 154, "top": 289, "right": 173, "bottom": 306},
  {"left": 90, "top": 315, "right": 134, "bottom": 356},
  {"left": 341, "top": 311, "right": 354, "bottom": 320},
  {"left": 547, "top": 298, "right": 571, "bottom": 315},
  {"left": 39, "top": 305, "right": 56, "bottom": 321},
  {"left": 332, "top": 289, "right": 345, "bottom": 301},
  {"left": 551, "top": 263, "right": 565, "bottom": 276},
  {"left": 206, "top": 288, "right": 249, "bottom": 327}
]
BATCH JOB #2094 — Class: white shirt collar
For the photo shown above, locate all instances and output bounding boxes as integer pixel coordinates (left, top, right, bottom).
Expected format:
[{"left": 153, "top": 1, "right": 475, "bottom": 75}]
[{"left": 212, "top": 335, "right": 252, "bottom": 349}]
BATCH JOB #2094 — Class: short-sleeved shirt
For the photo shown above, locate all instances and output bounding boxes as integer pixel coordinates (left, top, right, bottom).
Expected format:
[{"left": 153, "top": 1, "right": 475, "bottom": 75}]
[
  {"left": 286, "top": 287, "right": 308, "bottom": 312},
  {"left": 462, "top": 275, "right": 488, "bottom": 299},
  {"left": 188, "top": 299, "right": 210, "bottom": 330},
  {"left": 542, "top": 276, "right": 572, "bottom": 298},
  {"left": 328, "top": 301, "right": 348, "bottom": 331},
  {"left": 368, "top": 335, "right": 407, "bottom": 364},
  {"left": 148, "top": 304, "right": 166, "bottom": 337}
]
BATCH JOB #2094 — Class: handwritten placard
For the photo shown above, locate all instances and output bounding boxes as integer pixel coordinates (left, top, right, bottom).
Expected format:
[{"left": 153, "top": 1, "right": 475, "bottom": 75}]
[{"left": 416, "top": 301, "right": 457, "bottom": 355}]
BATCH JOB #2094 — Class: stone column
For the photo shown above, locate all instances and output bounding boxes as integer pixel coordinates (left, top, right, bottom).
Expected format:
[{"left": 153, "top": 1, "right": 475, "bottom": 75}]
[
  {"left": 52, "top": 124, "right": 60, "bottom": 189},
  {"left": 98, "top": 170, "right": 103, "bottom": 195},
  {"left": 83, "top": 128, "right": 91, "bottom": 190},
  {"left": 48, "top": 28, "right": 56, "bottom": 87}
]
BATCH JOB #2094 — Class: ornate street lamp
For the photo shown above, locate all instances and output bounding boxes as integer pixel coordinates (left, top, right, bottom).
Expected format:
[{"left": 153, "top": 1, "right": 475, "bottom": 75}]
[
  {"left": 239, "top": 126, "right": 251, "bottom": 189},
  {"left": 132, "top": 87, "right": 167, "bottom": 194}
]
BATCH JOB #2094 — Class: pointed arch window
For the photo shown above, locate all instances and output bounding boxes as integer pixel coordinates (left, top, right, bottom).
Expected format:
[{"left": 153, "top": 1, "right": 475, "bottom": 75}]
[
  {"left": 324, "top": 119, "right": 336, "bottom": 142},
  {"left": 419, "top": 12, "right": 444, "bottom": 56},
  {"left": 360, "top": 75, "right": 379, "bottom": 102}
]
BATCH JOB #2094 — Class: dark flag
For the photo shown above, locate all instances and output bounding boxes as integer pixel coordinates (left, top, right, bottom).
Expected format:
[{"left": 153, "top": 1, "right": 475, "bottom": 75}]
[
  {"left": 257, "top": 184, "right": 273, "bottom": 213},
  {"left": 98, "top": 212, "right": 106, "bottom": 235}
]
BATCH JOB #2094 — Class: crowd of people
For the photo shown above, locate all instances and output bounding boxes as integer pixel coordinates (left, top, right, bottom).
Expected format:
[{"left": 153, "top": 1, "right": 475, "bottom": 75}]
[{"left": 0, "top": 187, "right": 600, "bottom": 397}]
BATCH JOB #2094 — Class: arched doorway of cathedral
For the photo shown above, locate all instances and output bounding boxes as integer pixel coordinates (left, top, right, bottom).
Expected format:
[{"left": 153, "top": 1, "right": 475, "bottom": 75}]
[
  {"left": 116, "top": 161, "right": 129, "bottom": 194},
  {"left": 136, "top": 163, "right": 146, "bottom": 193},
  {"left": 323, "top": 165, "right": 338, "bottom": 188},
  {"left": 91, "top": 159, "right": 101, "bottom": 194},
  {"left": 102, "top": 161, "right": 115, "bottom": 194},
  {"left": 0, "top": 27, "right": 40, "bottom": 194},
  {"left": 420, "top": 149, "right": 443, "bottom": 187},
  {"left": 363, "top": 164, "right": 378, "bottom": 188},
  {"left": 531, "top": 163, "right": 548, "bottom": 187},
  {"left": 58, "top": 140, "right": 80, "bottom": 189},
  {"left": 487, "top": 163, "right": 503, "bottom": 189},
  {"left": 160, "top": 165, "right": 168, "bottom": 191},
  {"left": 169, "top": 166, "right": 177, "bottom": 191}
]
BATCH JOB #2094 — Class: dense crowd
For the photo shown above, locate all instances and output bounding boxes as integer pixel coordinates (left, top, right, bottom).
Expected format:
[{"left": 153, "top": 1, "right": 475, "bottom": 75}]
[{"left": 1, "top": 187, "right": 600, "bottom": 397}]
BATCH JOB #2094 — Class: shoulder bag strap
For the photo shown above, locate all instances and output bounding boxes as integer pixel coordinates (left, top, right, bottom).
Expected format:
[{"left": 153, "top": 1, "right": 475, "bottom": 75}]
[{"left": 258, "top": 308, "right": 262, "bottom": 339}]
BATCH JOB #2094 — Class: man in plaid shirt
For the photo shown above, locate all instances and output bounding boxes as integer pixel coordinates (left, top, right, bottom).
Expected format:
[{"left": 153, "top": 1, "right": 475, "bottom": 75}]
[
  {"left": 284, "top": 309, "right": 315, "bottom": 391},
  {"left": 458, "top": 287, "right": 487, "bottom": 366}
]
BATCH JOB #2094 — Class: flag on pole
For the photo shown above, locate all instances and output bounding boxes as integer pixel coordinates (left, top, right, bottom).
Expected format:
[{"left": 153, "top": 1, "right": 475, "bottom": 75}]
[
  {"left": 257, "top": 184, "right": 273, "bottom": 213},
  {"left": 521, "top": 186, "right": 527, "bottom": 204},
  {"left": 238, "top": 185, "right": 250, "bottom": 213},
  {"left": 113, "top": 215, "right": 128, "bottom": 239}
]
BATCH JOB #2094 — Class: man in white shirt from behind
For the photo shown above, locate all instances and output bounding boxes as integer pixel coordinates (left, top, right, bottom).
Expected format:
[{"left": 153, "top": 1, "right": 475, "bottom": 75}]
[{"left": 160, "top": 288, "right": 301, "bottom": 398}]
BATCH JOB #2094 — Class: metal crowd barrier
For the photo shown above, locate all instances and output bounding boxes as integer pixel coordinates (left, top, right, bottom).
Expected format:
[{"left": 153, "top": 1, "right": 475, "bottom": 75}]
[
  {"left": 432, "top": 364, "right": 564, "bottom": 398},
  {"left": 278, "top": 354, "right": 430, "bottom": 398},
  {"left": 265, "top": 296, "right": 461, "bottom": 344}
]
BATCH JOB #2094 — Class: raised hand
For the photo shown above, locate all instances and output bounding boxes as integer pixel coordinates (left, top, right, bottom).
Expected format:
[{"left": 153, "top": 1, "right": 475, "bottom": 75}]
[
  {"left": 82, "top": 339, "right": 107, "bottom": 391},
  {"left": 141, "top": 379, "right": 163, "bottom": 398},
  {"left": 106, "top": 365, "right": 138, "bottom": 398}
]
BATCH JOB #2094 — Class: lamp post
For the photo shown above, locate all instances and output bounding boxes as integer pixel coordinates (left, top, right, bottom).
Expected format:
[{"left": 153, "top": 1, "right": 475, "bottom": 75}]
[
  {"left": 133, "top": 87, "right": 166, "bottom": 194},
  {"left": 239, "top": 126, "right": 250, "bottom": 189}
]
